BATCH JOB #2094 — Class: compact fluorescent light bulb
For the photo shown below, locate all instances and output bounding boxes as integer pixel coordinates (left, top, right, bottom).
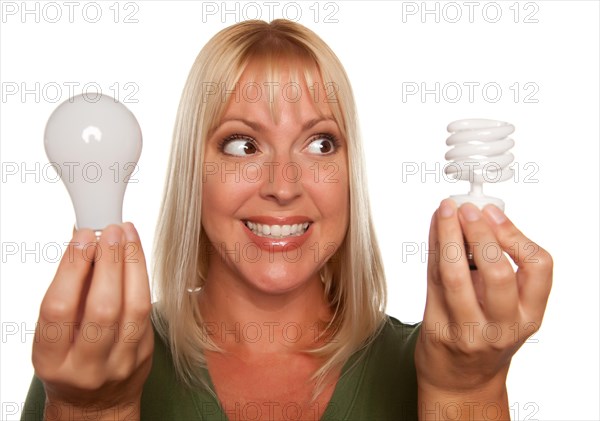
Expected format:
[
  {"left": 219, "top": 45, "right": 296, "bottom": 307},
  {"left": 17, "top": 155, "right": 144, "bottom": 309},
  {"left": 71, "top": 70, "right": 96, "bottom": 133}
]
[
  {"left": 444, "top": 119, "right": 515, "bottom": 211},
  {"left": 44, "top": 94, "right": 142, "bottom": 235}
]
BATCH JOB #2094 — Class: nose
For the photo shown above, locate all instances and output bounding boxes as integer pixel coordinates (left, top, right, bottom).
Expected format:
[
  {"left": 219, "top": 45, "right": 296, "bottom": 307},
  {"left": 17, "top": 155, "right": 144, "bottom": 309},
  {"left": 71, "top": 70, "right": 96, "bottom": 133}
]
[{"left": 259, "top": 158, "right": 303, "bottom": 205}]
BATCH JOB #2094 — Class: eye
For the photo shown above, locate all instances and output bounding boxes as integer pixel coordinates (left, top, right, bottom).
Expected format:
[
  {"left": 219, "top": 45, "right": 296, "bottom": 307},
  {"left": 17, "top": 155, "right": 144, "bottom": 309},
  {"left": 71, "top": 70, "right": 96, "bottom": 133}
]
[
  {"left": 220, "top": 134, "right": 258, "bottom": 156},
  {"left": 306, "top": 134, "right": 340, "bottom": 155}
]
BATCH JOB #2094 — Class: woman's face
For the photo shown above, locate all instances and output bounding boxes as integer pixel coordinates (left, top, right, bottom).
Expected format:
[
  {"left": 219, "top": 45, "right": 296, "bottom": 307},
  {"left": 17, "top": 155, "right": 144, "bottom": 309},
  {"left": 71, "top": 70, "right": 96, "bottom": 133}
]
[{"left": 201, "top": 62, "right": 349, "bottom": 295}]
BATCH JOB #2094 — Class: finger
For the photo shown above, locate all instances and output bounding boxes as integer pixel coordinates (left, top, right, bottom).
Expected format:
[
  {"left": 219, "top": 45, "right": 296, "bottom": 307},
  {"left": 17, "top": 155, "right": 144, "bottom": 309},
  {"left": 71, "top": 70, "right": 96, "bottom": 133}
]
[
  {"left": 435, "top": 199, "right": 483, "bottom": 322},
  {"left": 482, "top": 205, "right": 553, "bottom": 319},
  {"left": 105, "top": 223, "right": 153, "bottom": 381},
  {"left": 458, "top": 203, "right": 519, "bottom": 321},
  {"left": 77, "top": 225, "right": 125, "bottom": 359},
  {"left": 36, "top": 228, "right": 97, "bottom": 357},
  {"left": 425, "top": 209, "right": 451, "bottom": 322},
  {"left": 119, "top": 223, "right": 152, "bottom": 348}
]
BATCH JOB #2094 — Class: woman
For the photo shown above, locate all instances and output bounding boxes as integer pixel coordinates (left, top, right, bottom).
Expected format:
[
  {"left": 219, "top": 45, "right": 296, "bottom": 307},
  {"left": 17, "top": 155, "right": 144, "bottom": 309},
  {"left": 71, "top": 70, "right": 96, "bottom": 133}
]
[{"left": 22, "top": 20, "right": 552, "bottom": 420}]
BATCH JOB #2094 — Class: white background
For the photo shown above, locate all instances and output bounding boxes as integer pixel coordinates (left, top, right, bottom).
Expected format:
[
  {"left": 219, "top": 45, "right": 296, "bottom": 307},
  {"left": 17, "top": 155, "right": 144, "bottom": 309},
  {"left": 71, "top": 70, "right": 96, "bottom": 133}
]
[{"left": 1, "top": 1, "right": 598, "bottom": 420}]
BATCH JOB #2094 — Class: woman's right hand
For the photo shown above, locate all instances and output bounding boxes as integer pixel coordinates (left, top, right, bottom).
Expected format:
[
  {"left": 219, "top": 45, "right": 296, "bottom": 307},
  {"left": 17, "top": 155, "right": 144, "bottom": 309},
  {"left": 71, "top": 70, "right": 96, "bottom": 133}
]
[{"left": 32, "top": 223, "right": 154, "bottom": 421}]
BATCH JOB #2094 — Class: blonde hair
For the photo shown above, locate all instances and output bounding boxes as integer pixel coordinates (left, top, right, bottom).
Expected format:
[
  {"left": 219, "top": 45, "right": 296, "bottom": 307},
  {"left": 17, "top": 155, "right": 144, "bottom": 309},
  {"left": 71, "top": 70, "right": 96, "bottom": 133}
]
[{"left": 152, "top": 19, "right": 387, "bottom": 397}]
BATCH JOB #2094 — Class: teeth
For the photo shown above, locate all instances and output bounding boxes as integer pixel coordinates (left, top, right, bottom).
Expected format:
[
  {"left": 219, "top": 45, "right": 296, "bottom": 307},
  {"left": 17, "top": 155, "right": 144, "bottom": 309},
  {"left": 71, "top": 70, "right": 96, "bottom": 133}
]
[{"left": 245, "top": 221, "right": 311, "bottom": 238}]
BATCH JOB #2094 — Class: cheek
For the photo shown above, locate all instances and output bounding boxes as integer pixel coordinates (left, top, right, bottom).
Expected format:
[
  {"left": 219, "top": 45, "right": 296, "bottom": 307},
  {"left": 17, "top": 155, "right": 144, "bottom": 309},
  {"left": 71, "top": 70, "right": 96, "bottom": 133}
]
[
  {"left": 201, "top": 165, "right": 255, "bottom": 225},
  {"left": 305, "top": 164, "right": 349, "bottom": 227}
]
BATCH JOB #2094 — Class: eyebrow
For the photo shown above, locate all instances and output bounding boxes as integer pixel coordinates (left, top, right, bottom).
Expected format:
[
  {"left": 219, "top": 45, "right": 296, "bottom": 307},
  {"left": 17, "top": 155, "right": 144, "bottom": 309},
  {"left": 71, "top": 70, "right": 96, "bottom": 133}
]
[{"left": 217, "top": 116, "right": 336, "bottom": 132}]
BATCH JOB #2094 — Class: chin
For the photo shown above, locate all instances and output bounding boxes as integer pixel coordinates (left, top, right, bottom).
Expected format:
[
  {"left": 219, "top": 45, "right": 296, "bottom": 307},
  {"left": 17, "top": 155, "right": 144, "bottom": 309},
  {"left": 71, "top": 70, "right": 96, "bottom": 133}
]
[{"left": 239, "top": 262, "right": 319, "bottom": 296}]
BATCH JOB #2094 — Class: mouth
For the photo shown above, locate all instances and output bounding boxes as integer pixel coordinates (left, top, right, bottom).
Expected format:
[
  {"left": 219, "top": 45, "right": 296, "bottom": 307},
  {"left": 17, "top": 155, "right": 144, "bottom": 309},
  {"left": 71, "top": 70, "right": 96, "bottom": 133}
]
[{"left": 243, "top": 220, "right": 312, "bottom": 239}]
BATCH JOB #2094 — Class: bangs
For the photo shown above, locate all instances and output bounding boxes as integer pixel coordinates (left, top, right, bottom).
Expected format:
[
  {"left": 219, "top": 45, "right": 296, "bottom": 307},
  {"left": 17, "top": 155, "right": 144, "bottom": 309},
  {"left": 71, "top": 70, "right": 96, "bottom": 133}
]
[{"left": 205, "top": 35, "right": 347, "bottom": 139}]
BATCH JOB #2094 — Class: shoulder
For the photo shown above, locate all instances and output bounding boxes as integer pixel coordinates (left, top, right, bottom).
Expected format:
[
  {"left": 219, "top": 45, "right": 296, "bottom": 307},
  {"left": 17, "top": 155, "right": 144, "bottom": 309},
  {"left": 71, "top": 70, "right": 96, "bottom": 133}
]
[
  {"left": 140, "top": 322, "right": 220, "bottom": 420},
  {"left": 324, "top": 315, "right": 421, "bottom": 421},
  {"left": 356, "top": 315, "right": 421, "bottom": 372},
  {"left": 361, "top": 315, "right": 421, "bottom": 386},
  {"left": 379, "top": 315, "right": 421, "bottom": 346}
]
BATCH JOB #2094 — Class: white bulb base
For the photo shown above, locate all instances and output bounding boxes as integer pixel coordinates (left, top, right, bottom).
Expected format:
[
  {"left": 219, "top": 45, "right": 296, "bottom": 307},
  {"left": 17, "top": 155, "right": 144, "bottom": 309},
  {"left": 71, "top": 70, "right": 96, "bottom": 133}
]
[{"left": 448, "top": 194, "right": 505, "bottom": 211}]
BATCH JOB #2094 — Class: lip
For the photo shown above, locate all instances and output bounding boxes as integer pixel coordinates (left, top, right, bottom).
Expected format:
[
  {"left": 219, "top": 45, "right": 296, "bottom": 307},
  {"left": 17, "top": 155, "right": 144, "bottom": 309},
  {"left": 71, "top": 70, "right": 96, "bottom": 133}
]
[
  {"left": 241, "top": 216, "right": 313, "bottom": 252},
  {"left": 243, "top": 215, "right": 313, "bottom": 225}
]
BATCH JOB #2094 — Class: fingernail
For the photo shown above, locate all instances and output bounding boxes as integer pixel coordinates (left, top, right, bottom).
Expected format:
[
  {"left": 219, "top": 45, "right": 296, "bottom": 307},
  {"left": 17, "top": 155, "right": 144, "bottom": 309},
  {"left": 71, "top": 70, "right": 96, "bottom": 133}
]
[
  {"left": 484, "top": 205, "right": 506, "bottom": 224},
  {"left": 459, "top": 203, "right": 481, "bottom": 222},
  {"left": 123, "top": 222, "right": 138, "bottom": 242},
  {"left": 439, "top": 199, "right": 455, "bottom": 218}
]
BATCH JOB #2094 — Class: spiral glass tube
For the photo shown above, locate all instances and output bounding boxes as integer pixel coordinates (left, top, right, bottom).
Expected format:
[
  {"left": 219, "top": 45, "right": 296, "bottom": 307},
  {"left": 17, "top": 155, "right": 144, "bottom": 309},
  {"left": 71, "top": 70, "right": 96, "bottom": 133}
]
[{"left": 445, "top": 118, "right": 515, "bottom": 211}]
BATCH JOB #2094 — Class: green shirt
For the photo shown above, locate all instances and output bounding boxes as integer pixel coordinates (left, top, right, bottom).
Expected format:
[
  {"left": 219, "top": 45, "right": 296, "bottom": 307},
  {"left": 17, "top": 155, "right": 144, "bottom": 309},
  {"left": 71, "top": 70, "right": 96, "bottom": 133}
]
[{"left": 21, "top": 316, "right": 420, "bottom": 420}]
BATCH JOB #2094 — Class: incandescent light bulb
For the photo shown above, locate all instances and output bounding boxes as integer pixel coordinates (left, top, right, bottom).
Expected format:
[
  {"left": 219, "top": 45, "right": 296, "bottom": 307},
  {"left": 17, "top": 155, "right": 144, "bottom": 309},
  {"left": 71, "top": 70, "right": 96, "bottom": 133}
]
[{"left": 44, "top": 94, "right": 142, "bottom": 237}]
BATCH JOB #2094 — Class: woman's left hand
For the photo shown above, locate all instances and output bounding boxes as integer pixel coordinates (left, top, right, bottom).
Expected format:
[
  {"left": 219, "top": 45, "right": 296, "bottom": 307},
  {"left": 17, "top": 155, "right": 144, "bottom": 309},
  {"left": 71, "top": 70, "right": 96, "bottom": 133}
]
[{"left": 415, "top": 199, "right": 553, "bottom": 419}]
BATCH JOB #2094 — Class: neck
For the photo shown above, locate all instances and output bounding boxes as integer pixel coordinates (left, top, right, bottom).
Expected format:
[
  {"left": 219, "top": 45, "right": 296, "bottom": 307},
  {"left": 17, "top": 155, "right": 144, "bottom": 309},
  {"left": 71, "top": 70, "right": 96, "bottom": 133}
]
[{"left": 198, "top": 267, "right": 333, "bottom": 354}]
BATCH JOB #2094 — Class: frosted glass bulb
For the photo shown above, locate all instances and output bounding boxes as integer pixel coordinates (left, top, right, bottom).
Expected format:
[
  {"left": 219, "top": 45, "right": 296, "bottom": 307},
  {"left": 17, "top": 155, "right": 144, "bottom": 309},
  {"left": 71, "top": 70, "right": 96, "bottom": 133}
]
[
  {"left": 444, "top": 119, "right": 515, "bottom": 211},
  {"left": 44, "top": 94, "right": 142, "bottom": 235}
]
